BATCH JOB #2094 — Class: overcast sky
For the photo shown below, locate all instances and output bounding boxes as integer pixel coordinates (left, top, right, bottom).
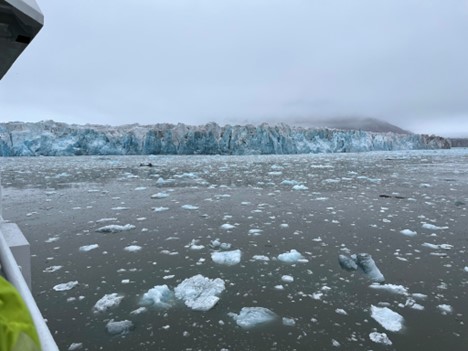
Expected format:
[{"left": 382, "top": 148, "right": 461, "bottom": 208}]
[{"left": 1, "top": 0, "right": 468, "bottom": 137}]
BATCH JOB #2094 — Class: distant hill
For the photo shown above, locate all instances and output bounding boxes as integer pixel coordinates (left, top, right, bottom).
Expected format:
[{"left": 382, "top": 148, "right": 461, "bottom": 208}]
[{"left": 288, "top": 117, "right": 411, "bottom": 135}]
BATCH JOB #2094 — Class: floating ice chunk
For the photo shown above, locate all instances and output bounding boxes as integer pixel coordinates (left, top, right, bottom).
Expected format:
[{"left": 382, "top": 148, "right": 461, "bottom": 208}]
[
  {"left": 281, "top": 275, "right": 294, "bottom": 283},
  {"left": 404, "top": 297, "right": 424, "bottom": 310},
  {"left": 277, "top": 249, "right": 307, "bottom": 263},
  {"left": 134, "top": 187, "right": 147, "bottom": 191},
  {"left": 252, "top": 255, "right": 270, "bottom": 261},
  {"left": 221, "top": 223, "right": 235, "bottom": 230},
  {"left": 68, "top": 343, "right": 83, "bottom": 350},
  {"left": 229, "top": 307, "right": 278, "bottom": 329},
  {"left": 369, "top": 283, "right": 409, "bottom": 296},
  {"left": 464, "top": 267, "right": 468, "bottom": 272},
  {"left": 130, "top": 307, "right": 147, "bottom": 315},
  {"left": 95, "top": 217, "right": 118, "bottom": 223},
  {"left": 106, "top": 320, "right": 134, "bottom": 335},
  {"left": 355, "top": 254, "right": 385, "bottom": 283},
  {"left": 332, "top": 339, "right": 341, "bottom": 347},
  {"left": 400, "top": 229, "right": 417, "bottom": 237},
  {"left": 369, "top": 332, "right": 392, "bottom": 346},
  {"left": 248, "top": 229, "right": 263, "bottom": 236},
  {"left": 338, "top": 255, "right": 358, "bottom": 271},
  {"left": 282, "top": 317, "right": 296, "bottom": 326},
  {"left": 292, "top": 184, "right": 308, "bottom": 190},
  {"left": 93, "top": 293, "right": 124, "bottom": 313},
  {"left": 174, "top": 274, "right": 225, "bottom": 311},
  {"left": 211, "top": 250, "right": 241, "bottom": 266},
  {"left": 422, "top": 242, "right": 453, "bottom": 250},
  {"left": 111, "top": 207, "right": 129, "bottom": 211},
  {"left": 140, "top": 285, "right": 174, "bottom": 308},
  {"left": 437, "top": 304, "right": 453, "bottom": 315},
  {"left": 281, "top": 180, "right": 300, "bottom": 186},
  {"left": 53, "top": 281, "right": 78, "bottom": 292},
  {"left": 153, "top": 207, "right": 169, "bottom": 212},
  {"left": 335, "top": 308, "right": 348, "bottom": 315},
  {"left": 124, "top": 245, "right": 142, "bottom": 252},
  {"left": 182, "top": 205, "right": 199, "bottom": 210},
  {"left": 96, "top": 224, "right": 136, "bottom": 233},
  {"left": 422, "top": 223, "right": 448, "bottom": 230},
  {"left": 43, "top": 265, "right": 62, "bottom": 273},
  {"left": 186, "top": 239, "right": 205, "bottom": 250},
  {"left": 79, "top": 244, "right": 99, "bottom": 252},
  {"left": 151, "top": 192, "right": 169, "bottom": 199},
  {"left": 371, "top": 305, "right": 404, "bottom": 332}
]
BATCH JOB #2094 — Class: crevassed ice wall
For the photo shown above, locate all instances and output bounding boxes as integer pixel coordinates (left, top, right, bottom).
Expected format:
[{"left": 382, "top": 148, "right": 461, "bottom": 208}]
[{"left": 0, "top": 121, "right": 450, "bottom": 156}]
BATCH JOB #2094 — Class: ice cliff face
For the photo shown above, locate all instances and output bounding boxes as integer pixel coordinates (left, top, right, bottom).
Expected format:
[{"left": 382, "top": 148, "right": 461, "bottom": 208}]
[{"left": 0, "top": 120, "right": 450, "bottom": 156}]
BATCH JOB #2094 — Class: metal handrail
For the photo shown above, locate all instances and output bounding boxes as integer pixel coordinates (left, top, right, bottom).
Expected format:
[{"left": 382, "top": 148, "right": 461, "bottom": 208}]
[{"left": 0, "top": 232, "right": 59, "bottom": 351}]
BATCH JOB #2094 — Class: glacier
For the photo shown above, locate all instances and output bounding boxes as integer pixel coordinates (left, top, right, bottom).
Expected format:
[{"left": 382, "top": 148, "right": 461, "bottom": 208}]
[{"left": 0, "top": 120, "right": 450, "bottom": 156}]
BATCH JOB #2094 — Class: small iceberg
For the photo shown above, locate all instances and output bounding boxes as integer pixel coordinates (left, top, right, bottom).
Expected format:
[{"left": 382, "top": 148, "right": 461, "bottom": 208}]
[
  {"left": 369, "top": 283, "right": 408, "bottom": 296},
  {"left": 140, "top": 285, "right": 174, "bottom": 308},
  {"left": 354, "top": 253, "right": 385, "bottom": 283},
  {"left": 53, "top": 281, "right": 78, "bottom": 292},
  {"left": 229, "top": 307, "right": 278, "bottom": 329},
  {"left": 93, "top": 293, "right": 124, "bottom": 313},
  {"left": 369, "top": 332, "right": 392, "bottom": 346},
  {"left": 400, "top": 229, "right": 417, "bottom": 237},
  {"left": 106, "top": 319, "right": 134, "bottom": 335},
  {"left": 338, "top": 254, "right": 358, "bottom": 271},
  {"left": 370, "top": 305, "right": 404, "bottom": 332},
  {"left": 174, "top": 274, "right": 225, "bottom": 311},
  {"left": 96, "top": 224, "right": 136, "bottom": 233},
  {"left": 211, "top": 250, "right": 241, "bottom": 266},
  {"left": 277, "top": 249, "right": 307, "bottom": 263},
  {"left": 79, "top": 244, "right": 99, "bottom": 252}
]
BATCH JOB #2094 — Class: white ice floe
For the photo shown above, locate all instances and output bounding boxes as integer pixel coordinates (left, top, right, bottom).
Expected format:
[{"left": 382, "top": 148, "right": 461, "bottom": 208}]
[
  {"left": 130, "top": 307, "right": 147, "bottom": 315},
  {"left": 186, "top": 240, "right": 205, "bottom": 250},
  {"left": 95, "top": 217, "right": 117, "bottom": 223},
  {"left": 422, "top": 242, "right": 453, "bottom": 250},
  {"left": 229, "top": 307, "right": 278, "bottom": 329},
  {"left": 220, "top": 223, "right": 235, "bottom": 230},
  {"left": 422, "top": 223, "right": 449, "bottom": 230},
  {"left": 124, "top": 245, "right": 142, "bottom": 252},
  {"left": 248, "top": 229, "right": 263, "bottom": 236},
  {"left": 437, "top": 304, "right": 453, "bottom": 315},
  {"left": 153, "top": 207, "right": 170, "bottom": 212},
  {"left": 93, "top": 293, "right": 124, "bottom": 313},
  {"left": 53, "top": 281, "right": 79, "bottom": 292},
  {"left": 354, "top": 254, "right": 385, "bottom": 283},
  {"left": 281, "top": 275, "right": 294, "bottom": 283},
  {"left": 282, "top": 317, "right": 296, "bottom": 327},
  {"left": 369, "top": 332, "right": 392, "bottom": 346},
  {"left": 292, "top": 184, "right": 308, "bottom": 190},
  {"left": 181, "top": 205, "right": 199, "bottom": 210},
  {"left": 370, "top": 305, "right": 404, "bottom": 332},
  {"left": 96, "top": 224, "right": 136, "bottom": 233},
  {"left": 464, "top": 267, "right": 468, "bottom": 272},
  {"left": 151, "top": 192, "right": 169, "bottom": 199},
  {"left": 140, "top": 285, "right": 174, "bottom": 308},
  {"left": 369, "top": 283, "right": 409, "bottom": 296},
  {"left": 210, "top": 239, "right": 231, "bottom": 249},
  {"left": 111, "top": 207, "right": 129, "bottom": 211},
  {"left": 174, "top": 274, "right": 225, "bottom": 311},
  {"left": 211, "top": 250, "right": 242, "bottom": 266},
  {"left": 43, "top": 265, "right": 62, "bottom": 273},
  {"left": 281, "top": 180, "right": 300, "bottom": 186},
  {"left": 67, "top": 343, "right": 83, "bottom": 351},
  {"left": 252, "top": 255, "right": 270, "bottom": 261},
  {"left": 106, "top": 319, "right": 134, "bottom": 335},
  {"left": 79, "top": 244, "right": 99, "bottom": 252},
  {"left": 335, "top": 308, "right": 348, "bottom": 316},
  {"left": 134, "top": 187, "right": 147, "bottom": 191},
  {"left": 400, "top": 229, "right": 417, "bottom": 237},
  {"left": 277, "top": 249, "right": 308, "bottom": 263}
]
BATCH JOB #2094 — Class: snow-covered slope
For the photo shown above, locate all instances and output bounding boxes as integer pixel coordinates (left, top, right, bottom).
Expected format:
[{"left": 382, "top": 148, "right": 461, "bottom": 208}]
[{"left": 0, "top": 120, "right": 450, "bottom": 156}]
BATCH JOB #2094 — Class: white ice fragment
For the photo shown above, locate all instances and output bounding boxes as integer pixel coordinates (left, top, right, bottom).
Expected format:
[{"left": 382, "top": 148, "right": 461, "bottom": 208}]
[
  {"left": 68, "top": 343, "right": 83, "bottom": 350},
  {"left": 134, "top": 187, "right": 147, "bottom": 191},
  {"left": 229, "top": 307, "right": 277, "bottom": 329},
  {"left": 248, "top": 229, "right": 263, "bottom": 236},
  {"left": 174, "top": 274, "right": 225, "bottom": 311},
  {"left": 124, "top": 245, "right": 142, "bottom": 252},
  {"left": 400, "top": 229, "right": 417, "bottom": 237},
  {"left": 282, "top": 317, "right": 296, "bottom": 327},
  {"left": 130, "top": 307, "right": 147, "bottom": 315},
  {"left": 281, "top": 180, "right": 300, "bottom": 186},
  {"left": 464, "top": 267, "right": 468, "bottom": 272},
  {"left": 95, "top": 217, "right": 117, "bottom": 223},
  {"left": 437, "top": 304, "right": 453, "bottom": 315},
  {"left": 153, "top": 207, "right": 169, "bottom": 212},
  {"left": 151, "top": 192, "right": 169, "bottom": 199},
  {"left": 53, "top": 281, "right": 78, "bottom": 292},
  {"left": 369, "top": 332, "right": 392, "bottom": 346},
  {"left": 277, "top": 249, "right": 307, "bottom": 263},
  {"left": 96, "top": 224, "right": 136, "bottom": 233},
  {"left": 220, "top": 223, "right": 235, "bottom": 230},
  {"left": 292, "top": 184, "right": 308, "bottom": 190},
  {"left": 106, "top": 319, "right": 134, "bottom": 335},
  {"left": 93, "top": 293, "right": 124, "bottom": 313},
  {"left": 141, "top": 285, "right": 174, "bottom": 308},
  {"left": 181, "top": 205, "right": 199, "bottom": 210},
  {"left": 252, "top": 255, "right": 270, "bottom": 261},
  {"left": 369, "top": 283, "right": 409, "bottom": 296},
  {"left": 422, "top": 242, "right": 453, "bottom": 250},
  {"left": 332, "top": 339, "right": 341, "bottom": 347},
  {"left": 281, "top": 275, "right": 294, "bottom": 283},
  {"left": 211, "top": 250, "right": 241, "bottom": 266},
  {"left": 43, "top": 265, "right": 62, "bottom": 273},
  {"left": 79, "top": 244, "right": 99, "bottom": 252},
  {"left": 335, "top": 308, "right": 348, "bottom": 316},
  {"left": 422, "top": 223, "right": 449, "bottom": 230},
  {"left": 370, "top": 305, "right": 404, "bottom": 332},
  {"left": 111, "top": 207, "right": 129, "bottom": 211}
]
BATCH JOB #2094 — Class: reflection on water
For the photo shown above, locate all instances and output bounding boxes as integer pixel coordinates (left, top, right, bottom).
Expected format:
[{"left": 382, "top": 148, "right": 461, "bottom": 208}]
[{"left": 2, "top": 149, "right": 468, "bottom": 350}]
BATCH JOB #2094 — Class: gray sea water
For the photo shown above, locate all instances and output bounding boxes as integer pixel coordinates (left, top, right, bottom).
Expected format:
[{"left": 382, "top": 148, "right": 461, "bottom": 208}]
[{"left": 1, "top": 149, "right": 468, "bottom": 350}]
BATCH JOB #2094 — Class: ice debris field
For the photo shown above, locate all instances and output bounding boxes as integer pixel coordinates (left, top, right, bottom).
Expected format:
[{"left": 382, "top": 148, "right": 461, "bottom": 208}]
[{"left": 1, "top": 148, "right": 468, "bottom": 350}]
